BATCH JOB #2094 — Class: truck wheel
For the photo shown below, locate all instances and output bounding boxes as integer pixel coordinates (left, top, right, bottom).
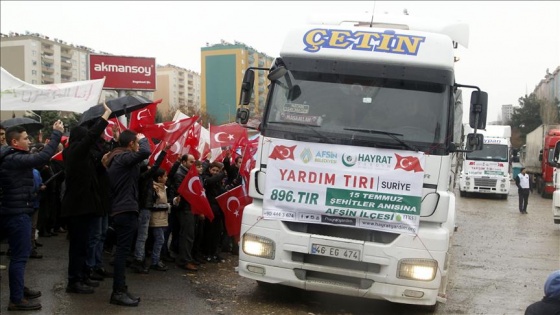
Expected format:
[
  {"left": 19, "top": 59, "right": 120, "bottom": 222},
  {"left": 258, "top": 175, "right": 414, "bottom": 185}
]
[{"left": 501, "top": 194, "right": 508, "bottom": 200}]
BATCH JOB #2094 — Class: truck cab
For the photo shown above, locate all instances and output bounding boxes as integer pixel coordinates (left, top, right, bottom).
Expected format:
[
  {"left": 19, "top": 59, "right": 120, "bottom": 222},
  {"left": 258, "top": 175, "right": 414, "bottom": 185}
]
[{"left": 236, "top": 15, "right": 487, "bottom": 309}]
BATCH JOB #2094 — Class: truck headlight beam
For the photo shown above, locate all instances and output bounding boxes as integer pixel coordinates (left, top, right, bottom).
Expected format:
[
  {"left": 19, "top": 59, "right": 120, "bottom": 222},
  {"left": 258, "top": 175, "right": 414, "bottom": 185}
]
[
  {"left": 242, "top": 233, "right": 276, "bottom": 259},
  {"left": 397, "top": 259, "right": 438, "bottom": 281}
]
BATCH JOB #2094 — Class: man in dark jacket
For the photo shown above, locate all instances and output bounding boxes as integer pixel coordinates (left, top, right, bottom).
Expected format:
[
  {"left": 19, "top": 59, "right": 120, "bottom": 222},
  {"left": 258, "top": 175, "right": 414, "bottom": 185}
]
[
  {"left": 525, "top": 270, "right": 560, "bottom": 314},
  {"left": 105, "top": 129, "right": 151, "bottom": 307},
  {"left": 171, "top": 154, "right": 198, "bottom": 271},
  {"left": 61, "top": 103, "right": 112, "bottom": 294},
  {"left": 0, "top": 120, "right": 64, "bottom": 311}
]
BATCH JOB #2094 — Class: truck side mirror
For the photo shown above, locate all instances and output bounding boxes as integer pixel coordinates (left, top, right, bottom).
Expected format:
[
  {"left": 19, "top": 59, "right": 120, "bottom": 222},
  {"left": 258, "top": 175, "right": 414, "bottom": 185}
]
[
  {"left": 239, "top": 70, "right": 255, "bottom": 105},
  {"left": 467, "top": 133, "right": 484, "bottom": 151},
  {"left": 236, "top": 108, "right": 250, "bottom": 124},
  {"left": 469, "top": 90, "right": 488, "bottom": 130}
]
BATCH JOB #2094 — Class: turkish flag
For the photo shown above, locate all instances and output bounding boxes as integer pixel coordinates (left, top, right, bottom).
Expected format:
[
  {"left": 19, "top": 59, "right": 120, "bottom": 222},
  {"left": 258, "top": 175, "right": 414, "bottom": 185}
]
[
  {"left": 102, "top": 118, "right": 127, "bottom": 142},
  {"left": 209, "top": 123, "right": 248, "bottom": 149},
  {"left": 51, "top": 151, "right": 63, "bottom": 161},
  {"left": 269, "top": 145, "right": 296, "bottom": 160},
  {"left": 394, "top": 154, "right": 424, "bottom": 172},
  {"left": 141, "top": 116, "right": 198, "bottom": 143},
  {"left": 177, "top": 165, "right": 214, "bottom": 221},
  {"left": 216, "top": 185, "right": 252, "bottom": 236},
  {"left": 184, "top": 123, "right": 201, "bottom": 160},
  {"left": 147, "top": 140, "right": 175, "bottom": 173},
  {"left": 239, "top": 142, "right": 257, "bottom": 193},
  {"left": 129, "top": 99, "right": 161, "bottom": 132}
]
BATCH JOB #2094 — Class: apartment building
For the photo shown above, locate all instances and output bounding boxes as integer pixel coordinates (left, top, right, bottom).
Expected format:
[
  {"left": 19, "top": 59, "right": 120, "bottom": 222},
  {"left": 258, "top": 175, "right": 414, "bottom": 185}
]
[
  {"left": 201, "top": 40, "right": 274, "bottom": 124},
  {"left": 501, "top": 104, "right": 514, "bottom": 124},
  {"left": 154, "top": 64, "right": 201, "bottom": 120},
  {"left": 534, "top": 66, "right": 560, "bottom": 105}
]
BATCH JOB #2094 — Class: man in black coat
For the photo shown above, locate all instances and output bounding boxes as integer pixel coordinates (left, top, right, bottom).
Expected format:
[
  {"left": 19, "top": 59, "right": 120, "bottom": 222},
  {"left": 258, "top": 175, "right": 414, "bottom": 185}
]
[
  {"left": 525, "top": 270, "right": 560, "bottom": 314},
  {"left": 61, "top": 103, "right": 112, "bottom": 294},
  {"left": 105, "top": 129, "right": 151, "bottom": 306},
  {"left": 0, "top": 120, "right": 64, "bottom": 311}
]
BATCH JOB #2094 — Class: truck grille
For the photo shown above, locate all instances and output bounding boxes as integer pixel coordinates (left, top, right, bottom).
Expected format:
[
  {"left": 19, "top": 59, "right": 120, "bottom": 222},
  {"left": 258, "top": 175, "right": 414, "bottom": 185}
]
[
  {"left": 474, "top": 178, "right": 497, "bottom": 188},
  {"left": 284, "top": 221, "right": 399, "bottom": 244}
]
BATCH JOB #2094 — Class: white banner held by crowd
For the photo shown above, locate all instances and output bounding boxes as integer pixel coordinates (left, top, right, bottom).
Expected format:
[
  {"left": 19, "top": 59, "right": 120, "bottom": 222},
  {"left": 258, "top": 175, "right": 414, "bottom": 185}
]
[{"left": 0, "top": 66, "right": 105, "bottom": 113}]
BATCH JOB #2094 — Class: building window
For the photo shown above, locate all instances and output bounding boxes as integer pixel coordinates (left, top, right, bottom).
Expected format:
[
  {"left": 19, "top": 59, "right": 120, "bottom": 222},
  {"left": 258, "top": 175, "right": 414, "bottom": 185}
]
[
  {"left": 32, "top": 80, "right": 37, "bottom": 84},
  {"left": 32, "top": 60, "right": 37, "bottom": 66},
  {"left": 32, "top": 50, "right": 37, "bottom": 56},
  {"left": 32, "top": 70, "right": 37, "bottom": 76}
]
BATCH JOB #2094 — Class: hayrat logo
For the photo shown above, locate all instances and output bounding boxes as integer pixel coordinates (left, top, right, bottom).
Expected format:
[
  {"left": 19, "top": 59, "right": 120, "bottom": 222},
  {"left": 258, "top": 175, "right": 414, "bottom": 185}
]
[
  {"left": 394, "top": 154, "right": 423, "bottom": 172},
  {"left": 269, "top": 145, "right": 296, "bottom": 160},
  {"left": 93, "top": 62, "right": 152, "bottom": 77}
]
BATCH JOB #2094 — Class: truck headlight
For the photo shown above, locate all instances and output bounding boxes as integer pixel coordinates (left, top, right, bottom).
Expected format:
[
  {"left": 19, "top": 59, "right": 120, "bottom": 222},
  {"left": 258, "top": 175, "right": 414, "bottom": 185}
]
[
  {"left": 398, "top": 259, "right": 438, "bottom": 281},
  {"left": 242, "top": 233, "right": 275, "bottom": 259}
]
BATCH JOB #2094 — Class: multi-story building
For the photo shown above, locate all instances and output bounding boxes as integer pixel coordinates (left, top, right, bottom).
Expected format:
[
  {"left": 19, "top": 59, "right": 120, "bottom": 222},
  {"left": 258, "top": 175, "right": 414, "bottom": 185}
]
[
  {"left": 154, "top": 64, "right": 200, "bottom": 120},
  {"left": 201, "top": 40, "right": 274, "bottom": 124},
  {"left": 501, "top": 104, "right": 514, "bottom": 124},
  {"left": 1, "top": 31, "right": 91, "bottom": 85},
  {"left": 534, "top": 66, "right": 560, "bottom": 124}
]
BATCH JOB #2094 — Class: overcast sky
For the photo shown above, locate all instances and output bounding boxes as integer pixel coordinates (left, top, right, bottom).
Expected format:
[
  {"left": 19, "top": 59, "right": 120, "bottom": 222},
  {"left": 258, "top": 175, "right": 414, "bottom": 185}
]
[{"left": 1, "top": 1, "right": 559, "bottom": 122}]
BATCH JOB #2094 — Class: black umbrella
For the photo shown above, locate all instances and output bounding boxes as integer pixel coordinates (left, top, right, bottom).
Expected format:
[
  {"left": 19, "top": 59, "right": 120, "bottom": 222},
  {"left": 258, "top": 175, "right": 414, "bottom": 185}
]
[
  {"left": 79, "top": 95, "right": 154, "bottom": 126},
  {"left": 1, "top": 117, "right": 44, "bottom": 134}
]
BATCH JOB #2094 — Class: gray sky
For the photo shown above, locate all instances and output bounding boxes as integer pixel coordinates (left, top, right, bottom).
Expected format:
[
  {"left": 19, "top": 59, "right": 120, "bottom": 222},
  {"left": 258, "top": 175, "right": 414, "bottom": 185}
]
[{"left": 1, "top": 1, "right": 559, "bottom": 122}]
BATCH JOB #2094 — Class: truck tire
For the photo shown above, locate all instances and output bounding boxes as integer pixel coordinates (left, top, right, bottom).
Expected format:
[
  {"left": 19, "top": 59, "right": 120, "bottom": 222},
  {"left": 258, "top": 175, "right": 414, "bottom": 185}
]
[{"left": 501, "top": 194, "right": 508, "bottom": 200}]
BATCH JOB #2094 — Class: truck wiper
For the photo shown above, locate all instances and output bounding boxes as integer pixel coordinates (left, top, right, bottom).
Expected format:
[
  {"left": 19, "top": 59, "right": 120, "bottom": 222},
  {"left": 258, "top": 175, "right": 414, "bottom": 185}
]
[
  {"left": 267, "top": 121, "right": 334, "bottom": 144},
  {"left": 343, "top": 127, "right": 419, "bottom": 152}
]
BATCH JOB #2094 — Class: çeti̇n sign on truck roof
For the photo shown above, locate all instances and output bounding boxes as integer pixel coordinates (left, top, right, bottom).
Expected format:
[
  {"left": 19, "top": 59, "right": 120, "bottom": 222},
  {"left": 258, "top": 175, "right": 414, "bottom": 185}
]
[
  {"left": 459, "top": 124, "right": 511, "bottom": 199},
  {"left": 234, "top": 14, "right": 488, "bottom": 309}
]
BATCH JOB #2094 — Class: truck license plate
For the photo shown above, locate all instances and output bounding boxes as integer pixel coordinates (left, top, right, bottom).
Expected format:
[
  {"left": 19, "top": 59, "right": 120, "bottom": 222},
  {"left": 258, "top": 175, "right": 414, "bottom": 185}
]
[{"left": 310, "top": 244, "right": 360, "bottom": 261}]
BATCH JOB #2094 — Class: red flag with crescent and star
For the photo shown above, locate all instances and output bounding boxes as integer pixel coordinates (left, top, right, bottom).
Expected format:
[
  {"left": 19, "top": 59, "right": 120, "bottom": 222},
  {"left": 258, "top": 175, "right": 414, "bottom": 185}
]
[
  {"left": 141, "top": 116, "right": 198, "bottom": 143},
  {"left": 209, "top": 123, "right": 248, "bottom": 149},
  {"left": 216, "top": 185, "right": 252, "bottom": 236},
  {"left": 177, "top": 164, "right": 214, "bottom": 221},
  {"left": 394, "top": 154, "right": 423, "bottom": 172},
  {"left": 128, "top": 99, "right": 162, "bottom": 132},
  {"left": 102, "top": 118, "right": 126, "bottom": 142},
  {"left": 269, "top": 145, "right": 296, "bottom": 160}
]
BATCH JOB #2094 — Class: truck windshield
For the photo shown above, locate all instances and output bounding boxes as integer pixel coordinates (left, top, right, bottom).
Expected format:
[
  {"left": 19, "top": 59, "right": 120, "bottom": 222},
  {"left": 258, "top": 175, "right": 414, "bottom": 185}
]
[
  {"left": 466, "top": 144, "right": 509, "bottom": 162},
  {"left": 264, "top": 71, "right": 450, "bottom": 151}
]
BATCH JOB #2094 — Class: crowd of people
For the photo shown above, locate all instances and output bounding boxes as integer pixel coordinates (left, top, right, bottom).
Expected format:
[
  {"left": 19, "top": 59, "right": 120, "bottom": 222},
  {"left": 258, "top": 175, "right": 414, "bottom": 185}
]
[{"left": 0, "top": 105, "right": 244, "bottom": 310}]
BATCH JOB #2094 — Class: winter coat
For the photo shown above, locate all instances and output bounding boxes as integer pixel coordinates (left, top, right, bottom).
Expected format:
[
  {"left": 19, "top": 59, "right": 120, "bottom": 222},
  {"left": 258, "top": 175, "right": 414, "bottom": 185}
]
[
  {"left": 61, "top": 118, "right": 110, "bottom": 217},
  {"left": 149, "top": 181, "right": 169, "bottom": 227},
  {"left": 173, "top": 165, "right": 192, "bottom": 212},
  {"left": 106, "top": 138, "right": 151, "bottom": 216},
  {"left": 0, "top": 130, "right": 62, "bottom": 216}
]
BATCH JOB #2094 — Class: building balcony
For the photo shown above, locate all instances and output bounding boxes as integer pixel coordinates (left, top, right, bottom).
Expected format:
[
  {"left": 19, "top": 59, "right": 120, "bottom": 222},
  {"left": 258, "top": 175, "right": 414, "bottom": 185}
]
[
  {"left": 41, "top": 75, "right": 54, "bottom": 84},
  {"left": 61, "top": 60, "right": 72, "bottom": 69},
  {"left": 41, "top": 66, "right": 54, "bottom": 74},
  {"left": 61, "top": 70, "right": 72, "bottom": 77},
  {"left": 61, "top": 77, "right": 72, "bottom": 83},
  {"left": 61, "top": 51, "right": 72, "bottom": 59},
  {"left": 42, "top": 47, "right": 54, "bottom": 55},
  {"left": 41, "top": 55, "right": 54, "bottom": 63}
]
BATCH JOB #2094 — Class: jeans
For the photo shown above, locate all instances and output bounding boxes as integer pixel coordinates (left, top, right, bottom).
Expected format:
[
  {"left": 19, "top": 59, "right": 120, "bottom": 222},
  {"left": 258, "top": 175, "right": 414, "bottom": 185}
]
[
  {"left": 67, "top": 215, "right": 95, "bottom": 284},
  {"left": 151, "top": 227, "right": 165, "bottom": 265},
  {"left": 86, "top": 214, "right": 108, "bottom": 270},
  {"left": 0, "top": 213, "right": 32, "bottom": 303},
  {"left": 112, "top": 212, "right": 138, "bottom": 291},
  {"left": 134, "top": 209, "right": 151, "bottom": 261},
  {"left": 519, "top": 188, "right": 530, "bottom": 212}
]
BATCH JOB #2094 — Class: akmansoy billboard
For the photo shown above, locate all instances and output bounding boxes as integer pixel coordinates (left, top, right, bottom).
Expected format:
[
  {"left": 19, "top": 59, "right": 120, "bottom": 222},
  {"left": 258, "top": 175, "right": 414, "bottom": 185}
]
[{"left": 89, "top": 55, "right": 156, "bottom": 90}]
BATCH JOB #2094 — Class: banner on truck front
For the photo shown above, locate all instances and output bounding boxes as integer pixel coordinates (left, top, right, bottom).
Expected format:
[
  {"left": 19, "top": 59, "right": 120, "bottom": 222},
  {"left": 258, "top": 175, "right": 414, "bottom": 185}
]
[{"left": 263, "top": 139, "right": 425, "bottom": 235}]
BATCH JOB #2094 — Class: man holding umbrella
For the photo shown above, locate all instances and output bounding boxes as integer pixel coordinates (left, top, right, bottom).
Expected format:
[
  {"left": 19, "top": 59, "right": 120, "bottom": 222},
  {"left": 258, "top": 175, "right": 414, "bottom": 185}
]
[{"left": 0, "top": 119, "right": 64, "bottom": 311}]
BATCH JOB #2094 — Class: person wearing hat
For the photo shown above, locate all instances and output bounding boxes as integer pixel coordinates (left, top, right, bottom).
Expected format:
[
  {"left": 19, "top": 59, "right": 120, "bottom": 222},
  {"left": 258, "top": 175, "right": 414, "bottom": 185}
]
[{"left": 525, "top": 270, "right": 560, "bottom": 314}]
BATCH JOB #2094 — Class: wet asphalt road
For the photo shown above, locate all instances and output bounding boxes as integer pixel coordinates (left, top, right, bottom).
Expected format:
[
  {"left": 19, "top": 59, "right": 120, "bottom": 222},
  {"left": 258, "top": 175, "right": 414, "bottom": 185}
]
[{"left": 1, "top": 186, "right": 558, "bottom": 314}]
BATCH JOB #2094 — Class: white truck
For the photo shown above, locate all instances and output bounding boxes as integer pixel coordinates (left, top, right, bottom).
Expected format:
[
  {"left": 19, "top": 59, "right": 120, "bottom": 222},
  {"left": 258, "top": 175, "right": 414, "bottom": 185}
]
[
  {"left": 235, "top": 15, "right": 488, "bottom": 309},
  {"left": 458, "top": 124, "right": 511, "bottom": 199}
]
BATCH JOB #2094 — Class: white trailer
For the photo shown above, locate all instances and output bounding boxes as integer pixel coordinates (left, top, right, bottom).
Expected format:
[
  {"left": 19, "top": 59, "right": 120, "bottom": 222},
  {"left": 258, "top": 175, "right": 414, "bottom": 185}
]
[{"left": 459, "top": 124, "right": 511, "bottom": 199}]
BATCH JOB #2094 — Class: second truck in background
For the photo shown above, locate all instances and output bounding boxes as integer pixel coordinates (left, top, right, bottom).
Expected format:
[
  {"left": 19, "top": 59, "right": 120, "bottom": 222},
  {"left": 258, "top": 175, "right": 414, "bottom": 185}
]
[
  {"left": 459, "top": 124, "right": 511, "bottom": 199},
  {"left": 521, "top": 124, "right": 560, "bottom": 198}
]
